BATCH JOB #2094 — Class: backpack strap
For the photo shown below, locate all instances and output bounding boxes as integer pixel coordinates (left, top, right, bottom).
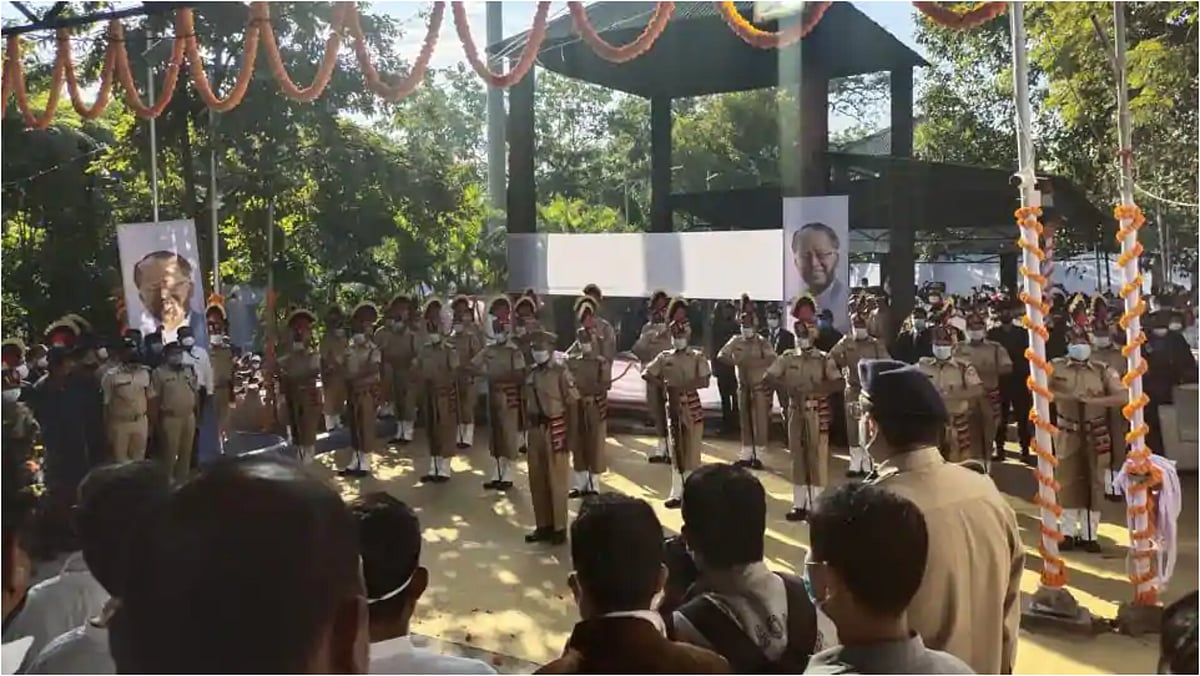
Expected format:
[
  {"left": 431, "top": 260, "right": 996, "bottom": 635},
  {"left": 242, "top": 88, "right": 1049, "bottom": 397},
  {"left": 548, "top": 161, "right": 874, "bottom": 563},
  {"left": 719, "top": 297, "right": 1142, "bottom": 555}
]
[
  {"left": 777, "top": 572, "right": 819, "bottom": 665},
  {"left": 677, "top": 594, "right": 771, "bottom": 673}
]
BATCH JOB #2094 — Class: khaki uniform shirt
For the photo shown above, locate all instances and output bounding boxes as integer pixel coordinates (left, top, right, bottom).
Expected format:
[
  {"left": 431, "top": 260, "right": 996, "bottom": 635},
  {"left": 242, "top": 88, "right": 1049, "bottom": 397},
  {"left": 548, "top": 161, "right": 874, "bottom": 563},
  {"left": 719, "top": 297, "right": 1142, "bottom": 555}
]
[
  {"left": 764, "top": 348, "right": 840, "bottom": 397},
  {"left": 526, "top": 362, "right": 579, "bottom": 419},
  {"left": 868, "top": 447, "right": 1024, "bottom": 674},
  {"left": 953, "top": 339, "right": 1013, "bottom": 390},
  {"left": 828, "top": 336, "right": 890, "bottom": 390},
  {"left": 717, "top": 335, "right": 777, "bottom": 387},
  {"left": 150, "top": 365, "right": 198, "bottom": 416},
  {"left": 917, "top": 357, "right": 983, "bottom": 417},
  {"left": 101, "top": 364, "right": 153, "bottom": 418}
]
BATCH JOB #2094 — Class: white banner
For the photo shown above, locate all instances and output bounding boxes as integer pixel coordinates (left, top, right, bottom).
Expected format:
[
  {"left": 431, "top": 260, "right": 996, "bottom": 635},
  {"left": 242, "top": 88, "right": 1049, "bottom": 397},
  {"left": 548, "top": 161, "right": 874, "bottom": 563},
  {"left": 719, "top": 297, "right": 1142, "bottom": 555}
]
[
  {"left": 783, "top": 196, "right": 851, "bottom": 333},
  {"left": 116, "top": 220, "right": 208, "bottom": 345}
]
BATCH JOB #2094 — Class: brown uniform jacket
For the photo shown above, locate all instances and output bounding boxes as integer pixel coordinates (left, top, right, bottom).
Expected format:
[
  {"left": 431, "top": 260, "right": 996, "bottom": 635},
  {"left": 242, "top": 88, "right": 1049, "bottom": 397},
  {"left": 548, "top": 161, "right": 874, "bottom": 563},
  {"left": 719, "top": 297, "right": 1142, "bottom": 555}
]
[
  {"left": 868, "top": 447, "right": 1024, "bottom": 674},
  {"left": 537, "top": 615, "right": 730, "bottom": 674}
]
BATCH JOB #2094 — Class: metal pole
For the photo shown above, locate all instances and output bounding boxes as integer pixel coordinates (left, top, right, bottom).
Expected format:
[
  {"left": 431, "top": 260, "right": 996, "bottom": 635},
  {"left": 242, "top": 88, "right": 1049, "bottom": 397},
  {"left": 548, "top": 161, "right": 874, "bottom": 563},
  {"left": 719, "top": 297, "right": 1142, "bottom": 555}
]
[
  {"left": 148, "top": 62, "right": 159, "bottom": 222},
  {"left": 486, "top": 1, "right": 506, "bottom": 234},
  {"left": 209, "top": 108, "right": 220, "bottom": 296},
  {"left": 1009, "top": 1, "right": 1067, "bottom": 592}
]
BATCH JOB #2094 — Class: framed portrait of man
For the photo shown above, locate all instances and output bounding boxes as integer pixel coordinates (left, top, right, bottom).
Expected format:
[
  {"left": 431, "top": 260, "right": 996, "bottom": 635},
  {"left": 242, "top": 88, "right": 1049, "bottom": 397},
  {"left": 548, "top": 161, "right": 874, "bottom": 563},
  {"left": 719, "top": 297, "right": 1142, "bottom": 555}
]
[
  {"left": 782, "top": 196, "right": 850, "bottom": 333},
  {"left": 117, "top": 220, "right": 208, "bottom": 346}
]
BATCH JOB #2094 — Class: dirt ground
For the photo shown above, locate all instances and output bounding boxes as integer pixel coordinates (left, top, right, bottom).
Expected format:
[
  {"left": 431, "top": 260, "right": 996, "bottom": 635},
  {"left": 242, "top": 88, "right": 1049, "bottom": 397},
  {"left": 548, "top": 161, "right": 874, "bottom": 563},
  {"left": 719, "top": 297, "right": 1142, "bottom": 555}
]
[{"left": 309, "top": 431, "right": 1197, "bottom": 675}]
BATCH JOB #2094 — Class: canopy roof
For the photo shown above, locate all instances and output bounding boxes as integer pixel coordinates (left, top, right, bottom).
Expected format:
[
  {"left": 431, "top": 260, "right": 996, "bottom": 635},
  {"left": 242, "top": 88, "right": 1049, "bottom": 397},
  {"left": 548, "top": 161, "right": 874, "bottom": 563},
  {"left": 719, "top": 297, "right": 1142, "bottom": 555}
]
[{"left": 489, "top": 2, "right": 928, "bottom": 98}]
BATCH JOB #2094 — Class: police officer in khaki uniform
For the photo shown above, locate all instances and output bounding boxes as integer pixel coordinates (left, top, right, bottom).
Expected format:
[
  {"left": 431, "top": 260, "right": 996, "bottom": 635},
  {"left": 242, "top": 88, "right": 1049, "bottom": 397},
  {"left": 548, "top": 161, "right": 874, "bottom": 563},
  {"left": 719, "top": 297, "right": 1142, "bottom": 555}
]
[
  {"left": 764, "top": 296, "right": 842, "bottom": 521},
  {"left": 954, "top": 307, "right": 1013, "bottom": 471},
  {"left": 320, "top": 306, "right": 350, "bottom": 431},
  {"left": 828, "top": 306, "right": 890, "bottom": 478},
  {"left": 450, "top": 294, "right": 485, "bottom": 449},
  {"left": 277, "top": 309, "right": 323, "bottom": 463},
  {"left": 566, "top": 300, "right": 611, "bottom": 498},
  {"left": 633, "top": 290, "right": 674, "bottom": 463},
  {"left": 524, "top": 329, "right": 579, "bottom": 545},
  {"left": 717, "top": 294, "right": 776, "bottom": 469},
  {"left": 340, "top": 302, "right": 384, "bottom": 478},
  {"left": 1050, "top": 295, "right": 1127, "bottom": 553},
  {"left": 471, "top": 297, "right": 526, "bottom": 490},
  {"left": 416, "top": 298, "right": 459, "bottom": 483},
  {"left": 1087, "top": 299, "right": 1128, "bottom": 500},
  {"left": 377, "top": 294, "right": 421, "bottom": 443},
  {"left": 101, "top": 335, "right": 154, "bottom": 461},
  {"left": 918, "top": 321, "right": 984, "bottom": 462},
  {"left": 643, "top": 297, "right": 711, "bottom": 509},
  {"left": 205, "top": 301, "right": 236, "bottom": 447},
  {"left": 151, "top": 341, "right": 199, "bottom": 482}
]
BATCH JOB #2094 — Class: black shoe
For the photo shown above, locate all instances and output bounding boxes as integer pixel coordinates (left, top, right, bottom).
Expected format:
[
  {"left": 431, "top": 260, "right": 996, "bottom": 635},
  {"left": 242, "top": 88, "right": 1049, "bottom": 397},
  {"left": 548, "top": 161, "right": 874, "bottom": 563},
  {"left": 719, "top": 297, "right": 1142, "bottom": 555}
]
[
  {"left": 785, "top": 508, "right": 807, "bottom": 522},
  {"left": 525, "top": 528, "right": 551, "bottom": 543},
  {"left": 664, "top": 497, "right": 682, "bottom": 509},
  {"left": 548, "top": 529, "right": 568, "bottom": 545},
  {"left": 1079, "top": 539, "right": 1102, "bottom": 554},
  {"left": 649, "top": 455, "right": 671, "bottom": 464},
  {"left": 568, "top": 488, "right": 582, "bottom": 499},
  {"left": 1059, "top": 535, "right": 1078, "bottom": 551},
  {"left": 749, "top": 458, "right": 764, "bottom": 470},
  {"left": 456, "top": 442, "right": 471, "bottom": 449},
  {"left": 419, "top": 473, "right": 437, "bottom": 484}
]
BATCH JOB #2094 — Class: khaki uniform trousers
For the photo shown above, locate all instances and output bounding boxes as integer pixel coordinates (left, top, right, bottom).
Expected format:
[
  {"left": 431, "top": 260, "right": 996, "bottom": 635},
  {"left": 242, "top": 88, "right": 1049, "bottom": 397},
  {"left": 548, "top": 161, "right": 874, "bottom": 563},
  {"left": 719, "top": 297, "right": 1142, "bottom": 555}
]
[
  {"left": 571, "top": 395, "right": 608, "bottom": 474},
  {"left": 528, "top": 423, "right": 570, "bottom": 531},
  {"left": 108, "top": 416, "right": 148, "bottom": 462},
  {"left": 158, "top": 414, "right": 196, "bottom": 483},
  {"left": 788, "top": 401, "right": 828, "bottom": 488}
]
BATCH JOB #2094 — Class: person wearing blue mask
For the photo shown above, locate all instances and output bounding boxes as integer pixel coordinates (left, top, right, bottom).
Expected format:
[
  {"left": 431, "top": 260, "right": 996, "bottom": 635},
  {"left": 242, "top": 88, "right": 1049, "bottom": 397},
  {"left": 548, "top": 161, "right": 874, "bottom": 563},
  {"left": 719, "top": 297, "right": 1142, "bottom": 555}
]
[{"left": 803, "top": 482, "right": 972, "bottom": 675}]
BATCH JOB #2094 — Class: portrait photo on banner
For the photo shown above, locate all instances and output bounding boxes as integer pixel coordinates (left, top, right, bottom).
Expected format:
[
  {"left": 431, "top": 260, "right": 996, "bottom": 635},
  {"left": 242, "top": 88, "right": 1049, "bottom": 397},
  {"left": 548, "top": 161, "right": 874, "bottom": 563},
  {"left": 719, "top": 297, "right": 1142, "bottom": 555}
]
[
  {"left": 782, "top": 195, "right": 850, "bottom": 334},
  {"left": 116, "top": 220, "right": 208, "bottom": 345}
]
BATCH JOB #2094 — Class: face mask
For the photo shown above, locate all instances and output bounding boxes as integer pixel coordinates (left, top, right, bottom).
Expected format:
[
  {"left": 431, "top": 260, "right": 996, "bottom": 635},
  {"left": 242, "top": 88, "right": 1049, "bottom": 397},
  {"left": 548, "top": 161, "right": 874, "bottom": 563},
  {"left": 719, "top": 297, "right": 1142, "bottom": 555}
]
[
  {"left": 672, "top": 338, "right": 688, "bottom": 350},
  {"left": 1011, "top": 318, "right": 1023, "bottom": 327},
  {"left": 932, "top": 345, "right": 953, "bottom": 360},
  {"left": 1068, "top": 344, "right": 1091, "bottom": 361},
  {"left": 1092, "top": 337, "right": 1111, "bottom": 349},
  {"left": 96, "top": 348, "right": 109, "bottom": 360},
  {"left": 967, "top": 330, "right": 985, "bottom": 342},
  {"left": 15, "top": 364, "right": 28, "bottom": 380},
  {"left": 580, "top": 343, "right": 593, "bottom": 355},
  {"left": 767, "top": 318, "right": 779, "bottom": 329},
  {"left": 181, "top": 337, "right": 195, "bottom": 348},
  {"left": 913, "top": 319, "right": 927, "bottom": 330},
  {"left": 35, "top": 357, "right": 48, "bottom": 369},
  {"left": 797, "top": 338, "right": 812, "bottom": 350},
  {"left": 741, "top": 327, "right": 756, "bottom": 339},
  {"left": 2, "top": 389, "right": 19, "bottom": 404},
  {"left": 531, "top": 349, "right": 550, "bottom": 364},
  {"left": 1170, "top": 322, "right": 1183, "bottom": 332},
  {"left": 1153, "top": 328, "right": 1168, "bottom": 337},
  {"left": 852, "top": 327, "right": 868, "bottom": 340},
  {"left": 352, "top": 333, "right": 366, "bottom": 345}
]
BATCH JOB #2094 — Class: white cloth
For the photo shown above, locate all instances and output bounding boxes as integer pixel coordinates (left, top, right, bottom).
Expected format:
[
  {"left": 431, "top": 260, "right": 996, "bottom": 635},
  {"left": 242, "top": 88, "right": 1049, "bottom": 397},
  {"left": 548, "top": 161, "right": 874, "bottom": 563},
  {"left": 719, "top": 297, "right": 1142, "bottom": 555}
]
[
  {"left": 25, "top": 620, "right": 113, "bottom": 674},
  {"left": 1115, "top": 455, "right": 1182, "bottom": 587},
  {"left": 0, "top": 553, "right": 107, "bottom": 666},
  {"left": 368, "top": 635, "right": 495, "bottom": 674},
  {"left": 2, "top": 637, "right": 33, "bottom": 675},
  {"left": 182, "top": 346, "right": 214, "bottom": 394}
]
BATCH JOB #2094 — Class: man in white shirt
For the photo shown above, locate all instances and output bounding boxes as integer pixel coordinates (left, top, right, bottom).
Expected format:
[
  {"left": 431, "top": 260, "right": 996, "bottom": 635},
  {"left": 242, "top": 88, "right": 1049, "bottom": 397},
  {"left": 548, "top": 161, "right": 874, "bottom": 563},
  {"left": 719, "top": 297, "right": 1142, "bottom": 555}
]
[
  {"left": 350, "top": 493, "right": 495, "bottom": 675},
  {"left": 25, "top": 461, "right": 171, "bottom": 675}
]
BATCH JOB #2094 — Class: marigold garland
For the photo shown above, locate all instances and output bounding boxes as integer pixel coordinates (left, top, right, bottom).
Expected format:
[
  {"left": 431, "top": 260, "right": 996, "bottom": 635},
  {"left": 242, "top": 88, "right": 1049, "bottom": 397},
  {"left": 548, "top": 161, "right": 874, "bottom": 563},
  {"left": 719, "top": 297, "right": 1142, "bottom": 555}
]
[
  {"left": 348, "top": 1, "right": 444, "bottom": 101},
  {"left": 716, "top": 1, "right": 831, "bottom": 49},
  {"left": 454, "top": 0, "right": 550, "bottom": 88},
  {"left": 912, "top": 2, "right": 1007, "bottom": 30},
  {"left": 568, "top": 1, "right": 673, "bottom": 63},
  {"left": 258, "top": 1, "right": 350, "bottom": 103}
]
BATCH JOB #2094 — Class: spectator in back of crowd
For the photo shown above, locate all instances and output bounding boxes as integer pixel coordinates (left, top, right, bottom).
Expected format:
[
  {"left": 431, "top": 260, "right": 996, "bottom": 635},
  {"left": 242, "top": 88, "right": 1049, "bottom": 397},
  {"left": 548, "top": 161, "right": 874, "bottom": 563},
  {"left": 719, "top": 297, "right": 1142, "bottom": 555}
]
[
  {"left": 803, "top": 483, "right": 973, "bottom": 674},
  {"left": 858, "top": 359, "right": 1022, "bottom": 674},
  {"left": 2, "top": 488, "right": 39, "bottom": 674},
  {"left": 538, "top": 494, "right": 729, "bottom": 674},
  {"left": 1159, "top": 591, "right": 1198, "bottom": 674},
  {"left": 26, "top": 462, "right": 171, "bottom": 675},
  {"left": 109, "top": 455, "right": 369, "bottom": 674},
  {"left": 350, "top": 493, "right": 495, "bottom": 674},
  {"left": 664, "top": 464, "right": 821, "bottom": 673}
]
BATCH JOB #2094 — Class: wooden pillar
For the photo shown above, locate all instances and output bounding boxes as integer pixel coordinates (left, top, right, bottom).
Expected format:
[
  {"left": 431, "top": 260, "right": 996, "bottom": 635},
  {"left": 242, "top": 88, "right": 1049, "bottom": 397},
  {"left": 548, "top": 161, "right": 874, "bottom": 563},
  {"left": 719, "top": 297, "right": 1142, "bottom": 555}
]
[
  {"left": 506, "top": 65, "right": 536, "bottom": 234},
  {"left": 890, "top": 66, "right": 914, "bottom": 158},
  {"left": 650, "top": 96, "right": 672, "bottom": 232}
]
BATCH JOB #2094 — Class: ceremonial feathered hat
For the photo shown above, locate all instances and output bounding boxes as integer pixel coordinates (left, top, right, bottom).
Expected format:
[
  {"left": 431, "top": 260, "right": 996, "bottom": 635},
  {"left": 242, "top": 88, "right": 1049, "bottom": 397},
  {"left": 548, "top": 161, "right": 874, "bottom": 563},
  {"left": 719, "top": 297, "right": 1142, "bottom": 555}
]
[
  {"left": 1, "top": 339, "right": 25, "bottom": 367},
  {"left": 738, "top": 294, "right": 757, "bottom": 327},
  {"left": 351, "top": 302, "right": 379, "bottom": 328},
  {"left": 666, "top": 297, "right": 690, "bottom": 337},
  {"left": 1067, "top": 293, "right": 1091, "bottom": 341},
  {"left": 44, "top": 317, "right": 79, "bottom": 349},
  {"left": 286, "top": 309, "right": 316, "bottom": 336}
]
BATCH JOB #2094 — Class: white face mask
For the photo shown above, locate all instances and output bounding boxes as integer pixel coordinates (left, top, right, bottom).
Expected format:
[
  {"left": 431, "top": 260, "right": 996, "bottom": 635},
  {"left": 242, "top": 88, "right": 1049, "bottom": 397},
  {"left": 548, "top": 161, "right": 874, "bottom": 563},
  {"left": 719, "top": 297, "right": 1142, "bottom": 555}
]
[
  {"left": 932, "top": 345, "right": 953, "bottom": 360},
  {"left": 767, "top": 318, "right": 779, "bottom": 329},
  {"left": 1169, "top": 322, "right": 1183, "bottom": 331},
  {"left": 672, "top": 338, "right": 688, "bottom": 350},
  {"left": 531, "top": 349, "right": 550, "bottom": 364},
  {"left": 2, "top": 389, "right": 19, "bottom": 404},
  {"left": 352, "top": 333, "right": 366, "bottom": 345},
  {"left": 580, "top": 343, "right": 593, "bottom": 355},
  {"left": 967, "top": 330, "right": 985, "bottom": 342},
  {"left": 741, "top": 327, "right": 756, "bottom": 339},
  {"left": 852, "top": 327, "right": 868, "bottom": 340},
  {"left": 1092, "top": 337, "right": 1111, "bottom": 349},
  {"left": 1068, "top": 344, "right": 1091, "bottom": 361},
  {"left": 1011, "top": 318, "right": 1023, "bottom": 327},
  {"left": 96, "top": 348, "right": 109, "bottom": 360},
  {"left": 181, "top": 337, "right": 195, "bottom": 348}
]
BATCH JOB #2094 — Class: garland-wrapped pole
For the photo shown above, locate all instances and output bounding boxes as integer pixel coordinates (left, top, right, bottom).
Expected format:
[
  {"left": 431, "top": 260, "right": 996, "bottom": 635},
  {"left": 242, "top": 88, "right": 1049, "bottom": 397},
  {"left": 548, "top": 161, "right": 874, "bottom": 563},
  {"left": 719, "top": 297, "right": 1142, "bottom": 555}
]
[
  {"left": 1110, "top": 1, "right": 1165, "bottom": 636},
  {"left": 1009, "top": 2, "right": 1084, "bottom": 626}
]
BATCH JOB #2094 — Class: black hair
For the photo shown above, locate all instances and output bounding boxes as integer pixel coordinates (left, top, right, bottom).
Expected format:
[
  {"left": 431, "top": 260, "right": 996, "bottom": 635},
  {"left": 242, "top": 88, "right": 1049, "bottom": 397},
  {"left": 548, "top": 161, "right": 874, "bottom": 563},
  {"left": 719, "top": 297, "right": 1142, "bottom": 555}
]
[
  {"left": 109, "top": 455, "right": 361, "bottom": 674},
  {"left": 349, "top": 492, "right": 421, "bottom": 622},
  {"left": 808, "top": 483, "right": 928, "bottom": 617},
  {"left": 76, "top": 462, "right": 171, "bottom": 597},
  {"left": 681, "top": 464, "right": 766, "bottom": 568},
  {"left": 1160, "top": 591, "right": 1198, "bottom": 674},
  {"left": 791, "top": 222, "right": 841, "bottom": 252},
  {"left": 570, "top": 494, "right": 665, "bottom": 614}
]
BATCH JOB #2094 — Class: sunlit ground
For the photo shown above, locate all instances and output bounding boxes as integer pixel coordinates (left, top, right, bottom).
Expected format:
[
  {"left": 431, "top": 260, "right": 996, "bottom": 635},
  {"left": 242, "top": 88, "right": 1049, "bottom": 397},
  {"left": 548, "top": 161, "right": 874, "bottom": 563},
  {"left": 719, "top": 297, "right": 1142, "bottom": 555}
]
[{"left": 308, "top": 430, "right": 1196, "bottom": 674}]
